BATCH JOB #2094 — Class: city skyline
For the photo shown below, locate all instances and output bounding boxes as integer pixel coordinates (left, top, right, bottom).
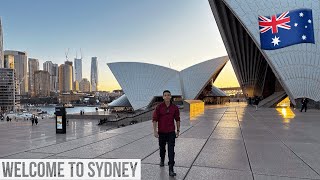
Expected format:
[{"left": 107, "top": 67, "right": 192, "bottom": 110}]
[{"left": 0, "top": 0, "right": 239, "bottom": 91}]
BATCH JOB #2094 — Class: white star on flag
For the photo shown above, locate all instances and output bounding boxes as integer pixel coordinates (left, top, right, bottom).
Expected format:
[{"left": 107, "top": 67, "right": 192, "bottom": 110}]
[
  {"left": 302, "top": 35, "right": 307, "bottom": 40},
  {"left": 305, "top": 26, "right": 308, "bottom": 28},
  {"left": 294, "top": 23, "right": 298, "bottom": 27},
  {"left": 308, "top": 19, "right": 312, "bottom": 23},
  {"left": 299, "top": 12, "right": 304, "bottom": 17},
  {"left": 271, "top": 36, "right": 281, "bottom": 46}
]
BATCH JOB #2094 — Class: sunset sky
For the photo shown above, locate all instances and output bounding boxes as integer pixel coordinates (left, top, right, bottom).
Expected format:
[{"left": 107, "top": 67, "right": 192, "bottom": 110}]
[{"left": 0, "top": 0, "right": 239, "bottom": 91}]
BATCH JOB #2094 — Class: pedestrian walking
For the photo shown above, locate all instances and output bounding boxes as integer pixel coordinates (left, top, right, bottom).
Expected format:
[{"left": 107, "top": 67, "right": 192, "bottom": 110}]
[
  {"left": 35, "top": 117, "right": 38, "bottom": 125},
  {"left": 300, "top": 98, "right": 309, "bottom": 112},
  {"left": 152, "top": 90, "right": 180, "bottom": 177}
]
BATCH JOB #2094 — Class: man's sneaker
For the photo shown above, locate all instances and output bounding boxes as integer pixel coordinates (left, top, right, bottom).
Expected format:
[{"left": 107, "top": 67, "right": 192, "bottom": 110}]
[
  {"left": 160, "top": 159, "right": 164, "bottom": 167},
  {"left": 169, "top": 165, "right": 176, "bottom": 176},
  {"left": 169, "top": 170, "right": 176, "bottom": 176}
]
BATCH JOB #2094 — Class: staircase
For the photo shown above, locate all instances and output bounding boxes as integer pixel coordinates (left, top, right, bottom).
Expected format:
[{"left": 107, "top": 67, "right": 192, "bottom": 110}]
[{"left": 258, "top": 91, "right": 287, "bottom": 108}]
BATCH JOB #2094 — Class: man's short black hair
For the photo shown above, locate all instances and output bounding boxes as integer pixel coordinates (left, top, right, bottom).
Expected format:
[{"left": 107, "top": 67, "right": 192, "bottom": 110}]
[{"left": 163, "top": 90, "right": 171, "bottom": 95}]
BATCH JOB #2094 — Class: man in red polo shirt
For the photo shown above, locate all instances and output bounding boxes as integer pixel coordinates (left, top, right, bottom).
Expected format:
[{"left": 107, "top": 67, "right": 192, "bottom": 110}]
[{"left": 152, "top": 90, "right": 180, "bottom": 177}]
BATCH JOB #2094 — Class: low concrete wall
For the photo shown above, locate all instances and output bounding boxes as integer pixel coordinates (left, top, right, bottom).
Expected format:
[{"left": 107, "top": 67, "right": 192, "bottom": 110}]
[
  {"left": 66, "top": 109, "right": 154, "bottom": 128},
  {"left": 67, "top": 114, "right": 115, "bottom": 120},
  {"left": 106, "top": 110, "right": 153, "bottom": 127}
]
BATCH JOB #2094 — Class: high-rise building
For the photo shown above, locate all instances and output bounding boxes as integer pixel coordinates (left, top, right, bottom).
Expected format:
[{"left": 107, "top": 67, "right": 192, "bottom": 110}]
[
  {"left": 43, "top": 61, "right": 53, "bottom": 72},
  {"left": 0, "top": 68, "right": 20, "bottom": 112},
  {"left": 79, "top": 78, "right": 91, "bottom": 92},
  {"left": 43, "top": 61, "right": 59, "bottom": 93},
  {"left": 65, "top": 61, "right": 74, "bottom": 90},
  {"left": 34, "top": 70, "right": 50, "bottom": 97},
  {"left": 73, "top": 80, "right": 80, "bottom": 91},
  {"left": 4, "top": 50, "right": 28, "bottom": 95},
  {"left": 28, "top": 58, "right": 39, "bottom": 97},
  {"left": 58, "top": 65, "right": 64, "bottom": 92},
  {"left": 52, "top": 64, "right": 59, "bottom": 93},
  {"left": 0, "top": 18, "right": 4, "bottom": 68},
  {"left": 74, "top": 58, "right": 82, "bottom": 83},
  {"left": 91, "top": 57, "right": 98, "bottom": 92},
  {"left": 58, "top": 62, "right": 73, "bottom": 92},
  {"left": 4, "top": 54, "right": 14, "bottom": 69}
]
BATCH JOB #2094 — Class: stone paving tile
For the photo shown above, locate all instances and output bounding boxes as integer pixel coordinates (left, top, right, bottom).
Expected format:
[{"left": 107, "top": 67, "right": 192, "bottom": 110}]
[
  {"left": 45, "top": 155, "right": 77, "bottom": 159},
  {"left": 245, "top": 141, "right": 320, "bottom": 179},
  {"left": 254, "top": 174, "right": 315, "bottom": 180},
  {"left": 141, "top": 163, "right": 189, "bottom": 180},
  {"left": 217, "top": 121, "right": 239, "bottom": 128},
  {"left": 0, "top": 118, "right": 112, "bottom": 155},
  {"left": 98, "top": 136, "right": 159, "bottom": 159},
  {"left": 179, "top": 126, "right": 213, "bottom": 139},
  {"left": 242, "top": 128, "right": 280, "bottom": 143},
  {"left": 184, "top": 166, "right": 253, "bottom": 180},
  {"left": 0, "top": 142, "right": 57, "bottom": 158},
  {"left": 30, "top": 133, "right": 120, "bottom": 154},
  {"left": 285, "top": 142, "right": 320, "bottom": 175},
  {"left": 58, "top": 136, "right": 136, "bottom": 158},
  {"left": 1, "top": 152, "right": 54, "bottom": 159},
  {"left": 142, "top": 137, "right": 207, "bottom": 168},
  {"left": 193, "top": 120, "right": 219, "bottom": 128},
  {"left": 210, "top": 127, "right": 242, "bottom": 140},
  {"left": 194, "top": 139, "right": 250, "bottom": 171}
]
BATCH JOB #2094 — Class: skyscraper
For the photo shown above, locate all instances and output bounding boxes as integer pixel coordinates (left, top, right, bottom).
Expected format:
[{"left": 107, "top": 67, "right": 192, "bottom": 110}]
[
  {"left": 58, "top": 62, "right": 73, "bottom": 92},
  {"left": 74, "top": 58, "right": 82, "bottom": 82},
  {"left": 79, "top": 78, "right": 91, "bottom": 92},
  {"left": 52, "top": 64, "right": 59, "bottom": 93},
  {"left": 4, "top": 50, "right": 28, "bottom": 95},
  {"left": 34, "top": 70, "right": 50, "bottom": 97},
  {"left": 0, "top": 18, "right": 3, "bottom": 68},
  {"left": 4, "top": 54, "right": 14, "bottom": 69},
  {"left": 58, "top": 65, "right": 64, "bottom": 92},
  {"left": 73, "top": 81, "right": 80, "bottom": 91},
  {"left": 43, "top": 61, "right": 53, "bottom": 73},
  {"left": 28, "top": 58, "right": 39, "bottom": 97},
  {"left": 0, "top": 68, "right": 20, "bottom": 112},
  {"left": 43, "top": 61, "right": 59, "bottom": 93},
  {"left": 66, "top": 62, "right": 73, "bottom": 92},
  {"left": 91, "top": 57, "right": 98, "bottom": 92}
]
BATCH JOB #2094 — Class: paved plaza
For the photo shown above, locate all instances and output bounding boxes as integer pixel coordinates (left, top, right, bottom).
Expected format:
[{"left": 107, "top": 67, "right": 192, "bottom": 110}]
[{"left": 1, "top": 104, "right": 320, "bottom": 179}]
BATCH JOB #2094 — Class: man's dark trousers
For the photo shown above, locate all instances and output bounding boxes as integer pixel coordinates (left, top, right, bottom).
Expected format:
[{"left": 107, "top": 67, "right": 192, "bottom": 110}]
[
  {"left": 301, "top": 104, "right": 307, "bottom": 112},
  {"left": 159, "top": 132, "right": 175, "bottom": 166}
]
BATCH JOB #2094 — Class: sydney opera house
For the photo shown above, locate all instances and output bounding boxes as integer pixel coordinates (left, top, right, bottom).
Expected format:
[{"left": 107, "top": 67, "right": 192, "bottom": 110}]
[
  {"left": 208, "top": 0, "right": 320, "bottom": 107},
  {"left": 108, "top": 0, "right": 320, "bottom": 110},
  {"left": 108, "top": 57, "right": 228, "bottom": 110}
]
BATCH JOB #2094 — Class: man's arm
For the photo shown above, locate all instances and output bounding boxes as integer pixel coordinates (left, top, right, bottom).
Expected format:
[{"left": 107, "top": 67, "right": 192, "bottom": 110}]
[
  {"left": 152, "top": 107, "right": 159, "bottom": 138},
  {"left": 175, "top": 107, "right": 181, "bottom": 137},
  {"left": 153, "top": 121, "right": 159, "bottom": 138},
  {"left": 176, "top": 121, "right": 180, "bottom": 138}
]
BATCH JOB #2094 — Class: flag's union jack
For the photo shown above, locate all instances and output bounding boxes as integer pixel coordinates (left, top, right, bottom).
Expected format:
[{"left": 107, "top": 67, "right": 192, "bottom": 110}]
[{"left": 259, "top": 11, "right": 291, "bottom": 34}]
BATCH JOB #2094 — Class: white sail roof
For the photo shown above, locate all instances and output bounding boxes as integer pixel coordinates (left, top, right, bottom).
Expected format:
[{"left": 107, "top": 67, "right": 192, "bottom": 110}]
[
  {"left": 210, "top": 0, "right": 320, "bottom": 101},
  {"left": 108, "top": 56, "right": 228, "bottom": 110}
]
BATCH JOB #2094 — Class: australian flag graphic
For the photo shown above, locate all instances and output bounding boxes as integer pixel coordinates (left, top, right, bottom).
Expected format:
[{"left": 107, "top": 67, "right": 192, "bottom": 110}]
[{"left": 259, "top": 8, "right": 315, "bottom": 50}]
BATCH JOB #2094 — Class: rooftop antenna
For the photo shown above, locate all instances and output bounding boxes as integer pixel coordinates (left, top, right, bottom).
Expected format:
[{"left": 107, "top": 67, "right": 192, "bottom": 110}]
[
  {"left": 76, "top": 50, "right": 78, "bottom": 59},
  {"left": 65, "top": 48, "right": 70, "bottom": 62},
  {"left": 80, "top": 48, "right": 83, "bottom": 60}
]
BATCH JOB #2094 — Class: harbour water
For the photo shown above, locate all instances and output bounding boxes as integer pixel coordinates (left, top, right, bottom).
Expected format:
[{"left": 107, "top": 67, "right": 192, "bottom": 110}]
[{"left": 27, "top": 106, "right": 107, "bottom": 115}]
